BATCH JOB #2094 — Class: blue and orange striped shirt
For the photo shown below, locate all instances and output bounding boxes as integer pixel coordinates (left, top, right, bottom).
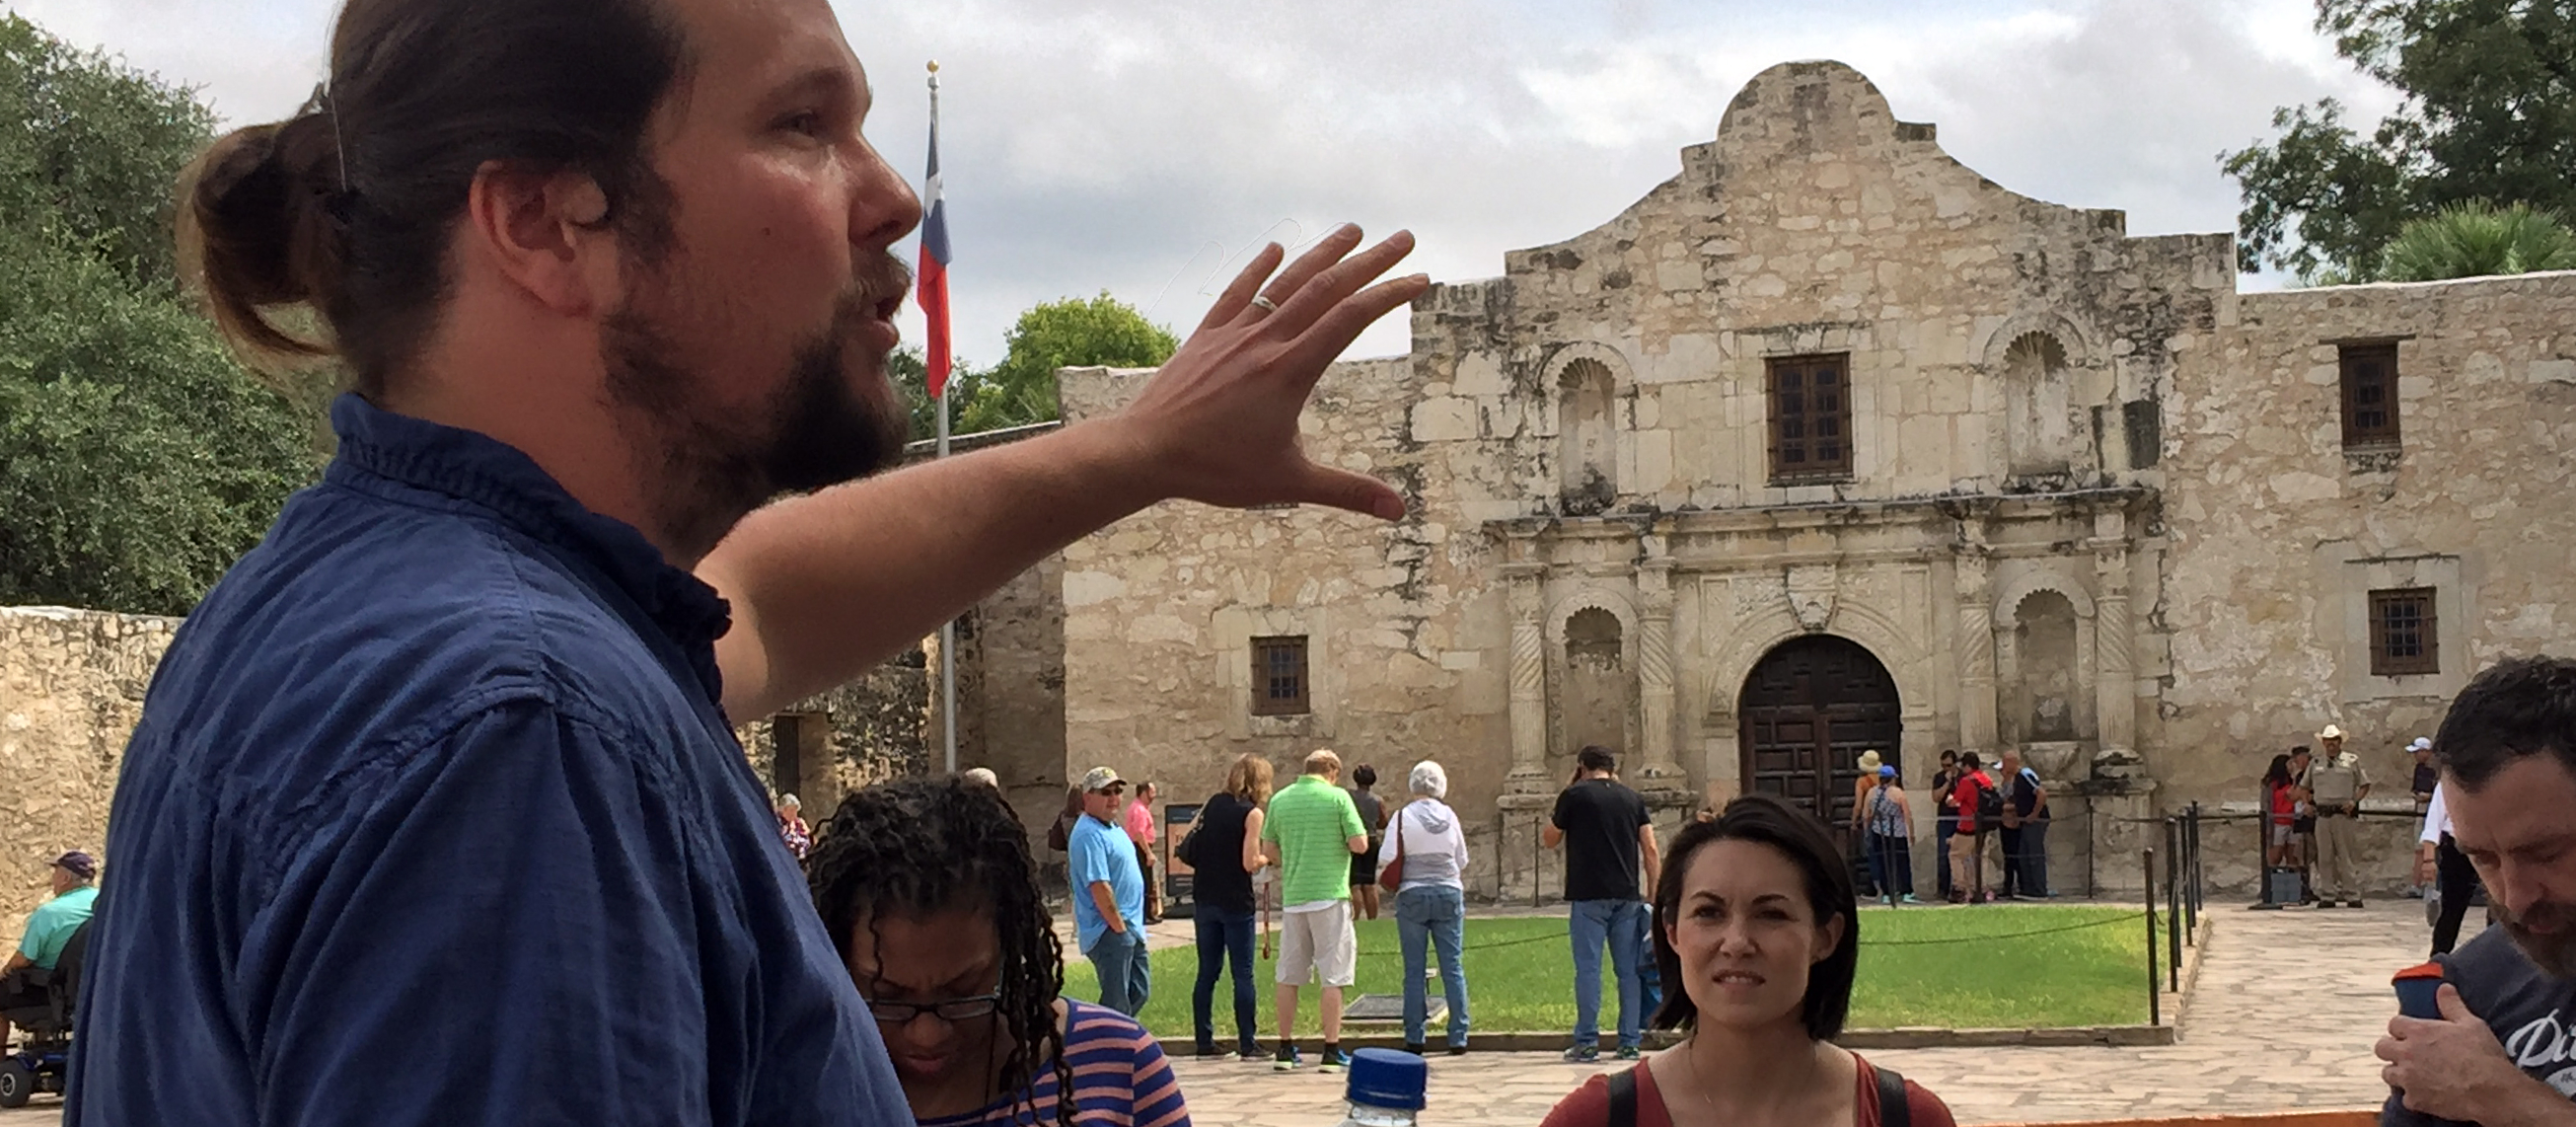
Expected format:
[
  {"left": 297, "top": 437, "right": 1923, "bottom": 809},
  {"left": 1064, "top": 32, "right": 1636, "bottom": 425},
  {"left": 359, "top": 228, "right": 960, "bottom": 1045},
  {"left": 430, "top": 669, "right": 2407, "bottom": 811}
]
[{"left": 918, "top": 1002, "right": 1190, "bottom": 1127}]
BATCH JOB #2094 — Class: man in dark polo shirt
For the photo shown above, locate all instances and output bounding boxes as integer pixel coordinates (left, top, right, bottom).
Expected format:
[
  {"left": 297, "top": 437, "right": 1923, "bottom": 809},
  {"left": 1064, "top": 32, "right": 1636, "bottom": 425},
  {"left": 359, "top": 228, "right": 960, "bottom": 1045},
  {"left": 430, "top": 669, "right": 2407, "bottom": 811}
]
[
  {"left": 2380, "top": 657, "right": 2576, "bottom": 1127},
  {"left": 69, "top": 0, "right": 1427, "bottom": 1122},
  {"left": 1544, "top": 746, "right": 1659, "bottom": 1063}
]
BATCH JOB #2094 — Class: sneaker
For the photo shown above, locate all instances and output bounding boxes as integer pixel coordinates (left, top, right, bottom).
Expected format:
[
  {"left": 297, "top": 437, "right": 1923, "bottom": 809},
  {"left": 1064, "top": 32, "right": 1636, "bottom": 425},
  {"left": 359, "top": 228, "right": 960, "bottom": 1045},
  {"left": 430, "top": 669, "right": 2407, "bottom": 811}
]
[
  {"left": 2348, "top": 899, "right": 2368, "bottom": 909},
  {"left": 1447, "top": 1043, "right": 1470, "bottom": 1056},
  {"left": 1403, "top": 1042, "right": 1427, "bottom": 1056},
  {"left": 1562, "top": 1044, "right": 1600, "bottom": 1064},
  {"left": 1273, "top": 1046, "right": 1300, "bottom": 1072},
  {"left": 1195, "top": 1043, "right": 1221, "bottom": 1059},
  {"left": 1900, "top": 894, "right": 1922, "bottom": 904},
  {"left": 1319, "top": 1047, "right": 1353, "bottom": 1073},
  {"left": 1225, "top": 1042, "right": 1266, "bottom": 1062},
  {"left": 1614, "top": 1045, "right": 1642, "bottom": 1062}
]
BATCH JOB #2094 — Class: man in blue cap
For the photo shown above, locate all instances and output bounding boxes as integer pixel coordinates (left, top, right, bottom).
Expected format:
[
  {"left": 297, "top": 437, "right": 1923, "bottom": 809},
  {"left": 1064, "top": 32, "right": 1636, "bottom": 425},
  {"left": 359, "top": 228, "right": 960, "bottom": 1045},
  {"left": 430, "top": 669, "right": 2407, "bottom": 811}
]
[{"left": 0, "top": 852, "right": 96, "bottom": 1047}]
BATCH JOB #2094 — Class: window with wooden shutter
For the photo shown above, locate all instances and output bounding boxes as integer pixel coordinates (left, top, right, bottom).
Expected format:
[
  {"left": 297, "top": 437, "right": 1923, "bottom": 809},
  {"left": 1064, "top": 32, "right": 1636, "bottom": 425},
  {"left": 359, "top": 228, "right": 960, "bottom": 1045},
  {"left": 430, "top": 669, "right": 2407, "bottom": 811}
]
[
  {"left": 1768, "top": 353, "right": 1854, "bottom": 483},
  {"left": 2340, "top": 342, "right": 2401, "bottom": 449},
  {"left": 1251, "top": 636, "right": 1310, "bottom": 715}
]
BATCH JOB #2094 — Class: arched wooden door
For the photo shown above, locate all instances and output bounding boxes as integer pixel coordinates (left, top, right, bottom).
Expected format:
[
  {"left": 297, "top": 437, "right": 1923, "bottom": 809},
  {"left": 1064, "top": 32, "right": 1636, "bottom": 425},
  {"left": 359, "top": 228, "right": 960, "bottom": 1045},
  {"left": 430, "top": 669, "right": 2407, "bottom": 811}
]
[{"left": 1738, "top": 636, "right": 1902, "bottom": 847}]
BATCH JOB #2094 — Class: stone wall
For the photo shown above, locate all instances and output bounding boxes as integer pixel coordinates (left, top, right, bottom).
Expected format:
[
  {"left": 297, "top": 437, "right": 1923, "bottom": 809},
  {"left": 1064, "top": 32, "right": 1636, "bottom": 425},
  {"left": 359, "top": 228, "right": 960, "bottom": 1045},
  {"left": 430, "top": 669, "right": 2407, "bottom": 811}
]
[
  {"left": 736, "top": 657, "right": 931, "bottom": 823},
  {"left": 0, "top": 607, "right": 176, "bottom": 934},
  {"left": 1058, "top": 360, "right": 1519, "bottom": 890},
  {"left": 927, "top": 556, "right": 1070, "bottom": 855},
  {"left": 2155, "top": 270, "right": 2576, "bottom": 891}
]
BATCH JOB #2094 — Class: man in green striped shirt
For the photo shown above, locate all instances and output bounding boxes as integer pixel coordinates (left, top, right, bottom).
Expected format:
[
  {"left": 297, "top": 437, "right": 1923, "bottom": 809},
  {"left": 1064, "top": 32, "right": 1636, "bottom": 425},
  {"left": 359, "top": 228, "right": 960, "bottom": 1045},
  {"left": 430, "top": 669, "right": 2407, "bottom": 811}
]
[{"left": 1260, "top": 749, "right": 1367, "bottom": 1073}]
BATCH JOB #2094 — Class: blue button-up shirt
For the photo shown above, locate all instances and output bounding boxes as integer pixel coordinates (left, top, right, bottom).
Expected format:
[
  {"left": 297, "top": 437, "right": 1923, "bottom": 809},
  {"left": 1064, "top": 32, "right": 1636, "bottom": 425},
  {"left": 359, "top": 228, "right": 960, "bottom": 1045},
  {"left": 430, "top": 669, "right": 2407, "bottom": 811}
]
[{"left": 70, "top": 396, "right": 910, "bottom": 1127}]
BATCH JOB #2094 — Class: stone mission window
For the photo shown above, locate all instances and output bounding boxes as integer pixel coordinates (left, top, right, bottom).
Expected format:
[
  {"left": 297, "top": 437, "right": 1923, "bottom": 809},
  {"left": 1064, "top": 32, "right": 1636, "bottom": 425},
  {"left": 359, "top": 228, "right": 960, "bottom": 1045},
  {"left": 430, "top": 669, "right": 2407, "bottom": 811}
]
[
  {"left": 2340, "top": 342, "right": 2400, "bottom": 449},
  {"left": 1767, "top": 353, "right": 1854, "bottom": 483},
  {"left": 1251, "top": 636, "right": 1310, "bottom": 715},
  {"left": 2369, "top": 588, "right": 2438, "bottom": 676}
]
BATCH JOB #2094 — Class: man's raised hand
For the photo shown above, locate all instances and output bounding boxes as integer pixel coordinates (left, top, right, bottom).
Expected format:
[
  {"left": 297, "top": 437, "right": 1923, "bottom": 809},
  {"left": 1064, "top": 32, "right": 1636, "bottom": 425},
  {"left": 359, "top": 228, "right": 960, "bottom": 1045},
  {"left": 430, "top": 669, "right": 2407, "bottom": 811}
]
[{"left": 1100, "top": 224, "right": 1431, "bottom": 520}]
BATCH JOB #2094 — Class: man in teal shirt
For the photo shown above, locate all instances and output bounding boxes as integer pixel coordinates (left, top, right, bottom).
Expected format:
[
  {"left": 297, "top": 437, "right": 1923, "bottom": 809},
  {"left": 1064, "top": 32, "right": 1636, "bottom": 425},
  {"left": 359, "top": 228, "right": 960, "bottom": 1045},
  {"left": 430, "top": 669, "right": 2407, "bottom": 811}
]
[
  {"left": 1260, "top": 750, "right": 1366, "bottom": 1073},
  {"left": 0, "top": 852, "right": 97, "bottom": 1045}
]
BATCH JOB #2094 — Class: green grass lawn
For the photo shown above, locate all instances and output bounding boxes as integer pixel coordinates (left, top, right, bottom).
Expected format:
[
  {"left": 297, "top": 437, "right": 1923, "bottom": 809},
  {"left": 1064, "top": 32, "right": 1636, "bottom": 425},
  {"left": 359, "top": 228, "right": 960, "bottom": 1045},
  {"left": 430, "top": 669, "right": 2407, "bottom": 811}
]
[{"left": 1066, "top": 906, "right": 2166, "bottom": 1042}]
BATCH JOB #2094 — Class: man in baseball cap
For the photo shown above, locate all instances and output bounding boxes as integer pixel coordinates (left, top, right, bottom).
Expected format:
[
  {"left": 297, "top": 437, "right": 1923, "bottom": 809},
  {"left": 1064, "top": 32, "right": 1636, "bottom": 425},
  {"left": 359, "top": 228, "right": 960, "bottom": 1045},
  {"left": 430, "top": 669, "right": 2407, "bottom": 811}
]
[
  {"left": 0, "top": 852, "right": 98, "bottom": 1047},
  {"left": 1068, "top": 768, "right": 1150, "bottom": 1015}
]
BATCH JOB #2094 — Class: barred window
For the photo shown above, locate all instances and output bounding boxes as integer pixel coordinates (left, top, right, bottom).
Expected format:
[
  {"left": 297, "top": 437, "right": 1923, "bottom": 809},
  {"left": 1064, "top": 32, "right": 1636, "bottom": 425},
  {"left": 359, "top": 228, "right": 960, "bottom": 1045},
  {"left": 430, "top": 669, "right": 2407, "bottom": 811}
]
[
  {"left": 2369, "top": 588, "right": 2438, "bottom": 676},
  {"left": 1251, "top": 636, "right": 1310, "bottom": 715},
  {"left": 2341, "top": 342, "right": 2401, "bottom": 449}
]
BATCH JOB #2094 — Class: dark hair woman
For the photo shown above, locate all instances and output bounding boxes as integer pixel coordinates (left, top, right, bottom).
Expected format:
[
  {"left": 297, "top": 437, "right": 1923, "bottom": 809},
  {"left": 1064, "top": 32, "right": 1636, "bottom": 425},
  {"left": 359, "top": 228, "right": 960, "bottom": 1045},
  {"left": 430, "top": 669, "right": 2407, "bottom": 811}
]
[
  {"left": 1540, "top": 794, "right": 1957, "bottom": 1127},
  {"left": 811, "top": 777, "right": 1188, "bottom": 1127},
  {"left": 2263, "top": 753, "right": 2299, "bottom": 868}
]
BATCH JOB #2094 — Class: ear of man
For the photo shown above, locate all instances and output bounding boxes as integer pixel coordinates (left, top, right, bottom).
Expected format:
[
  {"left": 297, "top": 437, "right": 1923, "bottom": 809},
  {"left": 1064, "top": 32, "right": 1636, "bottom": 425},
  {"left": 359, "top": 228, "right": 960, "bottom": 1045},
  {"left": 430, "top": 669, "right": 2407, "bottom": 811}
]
[{"left": 461, "top": 162, "right": 623, "bottom": 319}]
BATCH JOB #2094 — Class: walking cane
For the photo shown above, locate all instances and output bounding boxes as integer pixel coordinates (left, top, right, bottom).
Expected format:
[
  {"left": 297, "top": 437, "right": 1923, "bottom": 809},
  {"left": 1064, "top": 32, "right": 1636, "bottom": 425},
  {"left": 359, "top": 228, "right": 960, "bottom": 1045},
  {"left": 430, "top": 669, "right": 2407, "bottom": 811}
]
[{"left": 1259, "top": 875, "right": 1273, "bottom": 960}]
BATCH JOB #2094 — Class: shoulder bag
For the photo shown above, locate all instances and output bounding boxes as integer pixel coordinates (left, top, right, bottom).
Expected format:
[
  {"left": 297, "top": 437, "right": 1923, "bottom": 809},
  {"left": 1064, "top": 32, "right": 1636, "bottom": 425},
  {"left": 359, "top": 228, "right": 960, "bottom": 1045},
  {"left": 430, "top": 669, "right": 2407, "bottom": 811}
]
[{"left": 1377, "top": 806, "right": 1407, "bottom": 891}]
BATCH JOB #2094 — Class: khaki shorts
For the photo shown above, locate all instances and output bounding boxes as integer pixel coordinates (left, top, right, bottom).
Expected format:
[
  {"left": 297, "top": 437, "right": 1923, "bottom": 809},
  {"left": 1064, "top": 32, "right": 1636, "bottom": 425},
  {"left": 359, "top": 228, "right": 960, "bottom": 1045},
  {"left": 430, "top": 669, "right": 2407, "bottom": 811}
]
[{"left": 1277, "top": 900, "right": 1357, "bottom": 987}]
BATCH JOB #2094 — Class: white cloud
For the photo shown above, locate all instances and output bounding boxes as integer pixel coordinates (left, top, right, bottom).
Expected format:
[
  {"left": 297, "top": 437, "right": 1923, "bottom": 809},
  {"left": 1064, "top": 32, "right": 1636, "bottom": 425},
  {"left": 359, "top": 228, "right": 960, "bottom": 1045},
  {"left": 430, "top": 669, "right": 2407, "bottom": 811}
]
[{"left": 4, "top": 0, "right": 2396, "bottom": 363}]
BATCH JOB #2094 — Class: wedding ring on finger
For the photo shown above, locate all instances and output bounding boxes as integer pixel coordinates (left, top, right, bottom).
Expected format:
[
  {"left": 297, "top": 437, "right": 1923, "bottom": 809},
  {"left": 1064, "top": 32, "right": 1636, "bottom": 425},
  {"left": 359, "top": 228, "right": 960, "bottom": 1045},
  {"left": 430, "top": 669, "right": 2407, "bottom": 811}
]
[{"left": 1249, "top": 295, "right": 1279, "bottom": 315}]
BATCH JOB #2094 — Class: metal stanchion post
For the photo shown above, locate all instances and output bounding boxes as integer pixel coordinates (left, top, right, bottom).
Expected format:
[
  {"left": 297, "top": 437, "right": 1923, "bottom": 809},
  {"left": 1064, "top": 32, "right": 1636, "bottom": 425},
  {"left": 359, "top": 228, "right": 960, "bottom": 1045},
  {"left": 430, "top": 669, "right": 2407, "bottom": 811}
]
[
  {"left": 2182, "top": 807, "right": 2198, "bottom": 943},
  {"left": 2167, "top": 819, "right": 2183, "bottom": 992},
  {"left": 2144, "top": 847, "right": 2160, "bottom": 1026},
  {"left": 2189, "top": 802, "right": 2205, "bottom": 926}
]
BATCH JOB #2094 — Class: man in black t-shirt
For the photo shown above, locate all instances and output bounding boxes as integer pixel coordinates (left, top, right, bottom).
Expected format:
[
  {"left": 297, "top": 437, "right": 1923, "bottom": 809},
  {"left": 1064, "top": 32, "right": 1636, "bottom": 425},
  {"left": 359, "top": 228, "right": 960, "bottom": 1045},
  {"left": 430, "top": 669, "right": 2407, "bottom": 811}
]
[
  {"left": 2379, "top": 657, "right": 2576, "bottom": 1127},
  {"left": 1543, "top": 746, "right": 1659, "bottom": 1064}
]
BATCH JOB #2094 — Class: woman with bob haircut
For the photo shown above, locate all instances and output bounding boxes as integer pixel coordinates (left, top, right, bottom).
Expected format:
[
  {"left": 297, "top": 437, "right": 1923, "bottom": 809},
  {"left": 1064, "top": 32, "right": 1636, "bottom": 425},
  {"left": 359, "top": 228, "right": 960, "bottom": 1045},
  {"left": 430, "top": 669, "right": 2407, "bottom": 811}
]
[{"left": 1540, "top": 793, "right": 1955, "bottom": 1127}]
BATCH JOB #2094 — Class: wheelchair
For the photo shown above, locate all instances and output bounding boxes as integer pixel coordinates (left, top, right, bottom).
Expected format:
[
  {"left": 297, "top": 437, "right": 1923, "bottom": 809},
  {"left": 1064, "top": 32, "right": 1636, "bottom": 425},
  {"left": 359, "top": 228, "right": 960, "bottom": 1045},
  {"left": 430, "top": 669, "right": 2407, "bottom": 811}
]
[{"left": 0, "top": 919, "right": 89, "bottom": 1107}]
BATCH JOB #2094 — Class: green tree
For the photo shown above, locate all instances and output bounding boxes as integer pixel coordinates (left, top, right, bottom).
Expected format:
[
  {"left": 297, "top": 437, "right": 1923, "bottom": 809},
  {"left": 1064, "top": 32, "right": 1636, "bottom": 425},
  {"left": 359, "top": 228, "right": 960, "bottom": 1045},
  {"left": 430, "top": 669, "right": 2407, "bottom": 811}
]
[
  {"left": 0, "top": 16, "right": 219, "bottom": 290},
  {"left": 2222, "top": 0, "right": 2576, "bottom": 279},
  {"left": 2376, "top": 201, "right": 2576, "bottom": 280},
  {"left": 0, "top": 17, "right": 320, "bottom": 615},
  {"left": 962, "top": 293, "right": 1177, "bottom": 434}
]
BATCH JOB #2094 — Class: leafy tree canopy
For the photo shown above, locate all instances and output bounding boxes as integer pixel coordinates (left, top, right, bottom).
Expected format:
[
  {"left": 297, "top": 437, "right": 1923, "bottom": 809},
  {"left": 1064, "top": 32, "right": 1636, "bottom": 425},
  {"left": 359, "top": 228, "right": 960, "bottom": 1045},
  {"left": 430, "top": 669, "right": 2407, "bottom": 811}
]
[
  {"left": 0, "top": 16, "right": 320, "bottom": 616},
  {"left": 2222, "top": 0, "right": 2576, "bottom": 280},
  {"left": 888, "top": 293, "right": 1179, "bottom": 440}
]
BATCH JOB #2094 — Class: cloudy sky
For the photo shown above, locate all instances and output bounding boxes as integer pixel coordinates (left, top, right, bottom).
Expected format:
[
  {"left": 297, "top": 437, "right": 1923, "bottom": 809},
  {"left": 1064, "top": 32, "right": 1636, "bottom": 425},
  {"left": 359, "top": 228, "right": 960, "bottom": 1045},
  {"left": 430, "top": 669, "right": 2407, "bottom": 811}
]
[{"left": 12, "top": 0, "right": 2396, "bottom": 365}]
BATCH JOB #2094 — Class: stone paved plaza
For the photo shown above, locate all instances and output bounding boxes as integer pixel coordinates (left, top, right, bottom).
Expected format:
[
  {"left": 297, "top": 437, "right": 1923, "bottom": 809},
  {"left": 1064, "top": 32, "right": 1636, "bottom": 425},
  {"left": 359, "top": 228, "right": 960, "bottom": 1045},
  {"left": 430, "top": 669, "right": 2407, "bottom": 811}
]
[{"left": 1161, "top": 902, "right": 2433, "bottom": 1127}]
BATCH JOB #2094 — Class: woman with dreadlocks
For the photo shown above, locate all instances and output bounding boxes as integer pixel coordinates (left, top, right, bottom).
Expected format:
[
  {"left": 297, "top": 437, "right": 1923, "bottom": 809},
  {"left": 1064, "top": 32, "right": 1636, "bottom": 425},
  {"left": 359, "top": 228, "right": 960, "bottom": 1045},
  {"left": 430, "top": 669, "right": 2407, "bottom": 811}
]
[{"left": 812, "top": 777, "right": 1192, "bottom": 1127}]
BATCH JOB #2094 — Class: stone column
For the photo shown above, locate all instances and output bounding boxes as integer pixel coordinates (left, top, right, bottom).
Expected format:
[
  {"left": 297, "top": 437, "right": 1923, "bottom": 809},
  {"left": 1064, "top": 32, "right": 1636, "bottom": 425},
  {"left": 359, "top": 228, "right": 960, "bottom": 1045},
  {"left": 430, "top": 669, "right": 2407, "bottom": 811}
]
[
  {"left": 1635, "top": 550, "right": 1684, "bottom": 789},
  {"left": 2094, "top": 529, "right": 2134, "bottom": 759},
  {"left": 1504, "top": 561, "right": 1551, "bottom": 794},
  {"left": 1954, "top": 540, "right": 1999, "bottom": 758}
]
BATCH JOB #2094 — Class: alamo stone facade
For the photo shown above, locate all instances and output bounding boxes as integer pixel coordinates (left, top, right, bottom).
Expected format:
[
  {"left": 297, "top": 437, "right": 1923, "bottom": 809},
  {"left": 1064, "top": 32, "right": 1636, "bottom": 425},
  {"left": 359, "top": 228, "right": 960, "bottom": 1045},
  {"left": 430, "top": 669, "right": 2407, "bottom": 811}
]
[
  {"left": 1048, "top": 60, "right": 2576, "bottom": 898},
  {"left": 9, "top": 60, "right": 2576, "bottom": 908}
]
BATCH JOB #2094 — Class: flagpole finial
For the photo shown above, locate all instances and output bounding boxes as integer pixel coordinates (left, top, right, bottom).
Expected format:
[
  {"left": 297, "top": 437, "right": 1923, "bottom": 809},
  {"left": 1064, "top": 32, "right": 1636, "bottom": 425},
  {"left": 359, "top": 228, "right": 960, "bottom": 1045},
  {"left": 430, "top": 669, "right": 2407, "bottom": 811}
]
[{"left": 927, "top": 60, "right": 940, "bottom": 74}]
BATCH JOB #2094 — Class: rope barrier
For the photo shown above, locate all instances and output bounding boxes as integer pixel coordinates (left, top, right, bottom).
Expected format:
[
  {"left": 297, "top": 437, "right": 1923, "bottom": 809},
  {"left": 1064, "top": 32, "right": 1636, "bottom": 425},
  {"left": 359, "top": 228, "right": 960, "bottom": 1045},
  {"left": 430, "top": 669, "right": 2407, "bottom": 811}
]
[{"left": 1340, "top": 907, "right": 2152, "bottom": 957}]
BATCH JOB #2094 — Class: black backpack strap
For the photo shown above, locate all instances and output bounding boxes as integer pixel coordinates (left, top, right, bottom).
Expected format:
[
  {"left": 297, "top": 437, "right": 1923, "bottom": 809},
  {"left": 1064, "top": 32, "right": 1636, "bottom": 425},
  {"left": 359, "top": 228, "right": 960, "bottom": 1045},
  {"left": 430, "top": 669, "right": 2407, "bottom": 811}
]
[
  {"left": 1606, "top": 1065, "right": 1638, "bottom": 1127},
  {"left": 1875, "top": 1064, "right": 1910, "bottom": 1127}
]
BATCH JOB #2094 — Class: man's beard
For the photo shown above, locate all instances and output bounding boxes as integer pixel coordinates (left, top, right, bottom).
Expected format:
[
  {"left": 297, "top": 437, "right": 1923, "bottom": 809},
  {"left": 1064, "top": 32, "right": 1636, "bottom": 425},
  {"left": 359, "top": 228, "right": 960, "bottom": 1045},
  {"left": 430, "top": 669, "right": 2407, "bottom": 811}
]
[
  {"left": 602, "top": 254, "right": 915, "bottom": 559},
  {"left": 2500, "top": 897, "right": 2576, "bottom": 977}
]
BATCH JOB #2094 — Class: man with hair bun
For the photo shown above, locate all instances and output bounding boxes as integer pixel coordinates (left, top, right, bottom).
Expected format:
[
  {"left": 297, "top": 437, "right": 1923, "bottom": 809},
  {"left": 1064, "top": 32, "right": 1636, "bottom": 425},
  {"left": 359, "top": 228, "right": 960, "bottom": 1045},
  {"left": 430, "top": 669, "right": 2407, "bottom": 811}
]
[{"left": 72, "top": 0, "right": 1428, "bottom": 1121}]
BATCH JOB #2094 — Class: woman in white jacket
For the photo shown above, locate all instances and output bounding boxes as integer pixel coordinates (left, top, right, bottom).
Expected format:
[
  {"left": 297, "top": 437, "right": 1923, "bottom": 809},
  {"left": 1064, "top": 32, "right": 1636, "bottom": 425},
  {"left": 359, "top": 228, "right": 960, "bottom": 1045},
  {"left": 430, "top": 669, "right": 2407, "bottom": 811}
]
[{"left": 1379, "top": 759, "right": 1472, "bottom": 1055}]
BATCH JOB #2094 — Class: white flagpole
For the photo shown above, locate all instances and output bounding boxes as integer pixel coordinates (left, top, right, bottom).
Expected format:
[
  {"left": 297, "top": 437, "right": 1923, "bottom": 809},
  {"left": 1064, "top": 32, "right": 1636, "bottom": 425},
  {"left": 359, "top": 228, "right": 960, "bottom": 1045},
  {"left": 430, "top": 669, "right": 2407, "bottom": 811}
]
[{"left": 931, "top": 61, "right": 958, "bottom": 777}]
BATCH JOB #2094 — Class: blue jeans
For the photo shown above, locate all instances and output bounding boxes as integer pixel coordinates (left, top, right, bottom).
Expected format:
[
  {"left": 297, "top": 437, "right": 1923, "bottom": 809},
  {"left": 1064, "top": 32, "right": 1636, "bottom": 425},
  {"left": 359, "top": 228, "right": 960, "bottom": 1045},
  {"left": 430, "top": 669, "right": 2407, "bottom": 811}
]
[
  {"left": 1087, "top": 926, "right": 1151, "bottom": 1016},
  {"left": 1396, "top": 885, "right": 1471, "bottom": 1048},
  {"left": 1191, "top": 906, "right": 1257, "bottom": 1052},
  {"left": 1569, "top": 899, "right": 1647, "bottom": 1049},
  {"left": 2008, "top": 820, "right": 2048, "bottom": 896}
]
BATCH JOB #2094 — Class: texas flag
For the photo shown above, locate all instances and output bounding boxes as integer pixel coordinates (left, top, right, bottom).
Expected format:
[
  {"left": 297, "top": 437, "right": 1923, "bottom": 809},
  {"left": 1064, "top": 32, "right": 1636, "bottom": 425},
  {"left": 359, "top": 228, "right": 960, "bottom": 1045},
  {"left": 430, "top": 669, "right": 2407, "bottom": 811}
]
[{"left": 917, "top": 90, "right": 953, "bottom": 401}]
